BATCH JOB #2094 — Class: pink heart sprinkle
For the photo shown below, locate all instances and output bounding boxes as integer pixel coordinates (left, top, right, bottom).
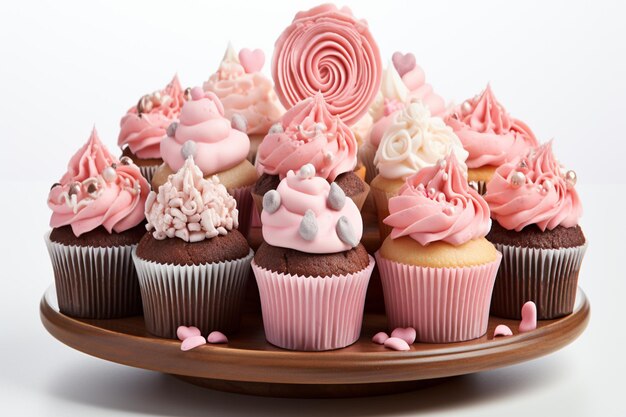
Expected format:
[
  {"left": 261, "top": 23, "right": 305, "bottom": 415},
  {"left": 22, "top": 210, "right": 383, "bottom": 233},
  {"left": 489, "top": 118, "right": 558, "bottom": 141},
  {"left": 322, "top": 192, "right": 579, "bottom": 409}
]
[
  {"left": 207, "top": 331, "right": 228, "bottom": 344},
  {"left": 392, "top": 51, "right": 416, "bottom": 77},
  {"left": 494, "top": 324, "right": 513, "bottom": 337},
  {"left": 384, "top": 337, "right": 410, "bottom": 351},
  {"left": 372, "top": 332, "right": 389, "bottom": 345},
  {"left": 519, "top": 301, "right": 537, "bottom": 333},
  {"left": 176, "top": 326, "right": 201, "bottom": 341},
  {"left": 239, "top": 48, "right": 265, "bottom": 74},
  {"left": 181, "top": 335, "right": 206, "bottom": 351},
  {"left": 391, "top": 327, "right": 417, "bottom": 345}
]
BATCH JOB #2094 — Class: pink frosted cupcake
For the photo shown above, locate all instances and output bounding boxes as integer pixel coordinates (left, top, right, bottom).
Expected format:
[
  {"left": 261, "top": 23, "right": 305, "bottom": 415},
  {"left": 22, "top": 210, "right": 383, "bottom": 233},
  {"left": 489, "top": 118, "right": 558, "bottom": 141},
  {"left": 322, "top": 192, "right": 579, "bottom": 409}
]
[
  {"left": 118, "top": 75, "right": 186, "bottom": 183},
  {"left": 252, "top": 164, "right": 375, "bottom": 351},
  {"left": 203, "top": 44, "right": 284, "bottom": 163},
  {"left": 445, "top": 84, "right": 537, "bottom": 193},
  {"left": 375, "top": 153, "right": 501, "bottom": 343}
]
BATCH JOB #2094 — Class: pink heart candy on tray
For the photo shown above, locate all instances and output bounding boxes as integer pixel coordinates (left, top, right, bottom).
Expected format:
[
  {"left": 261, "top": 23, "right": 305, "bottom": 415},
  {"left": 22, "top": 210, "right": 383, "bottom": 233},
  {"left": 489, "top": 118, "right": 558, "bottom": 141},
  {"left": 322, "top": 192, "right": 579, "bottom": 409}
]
[
  {"left": 207, "top": 331, "right": 228, "bottom": 344},
  {"left": 372, "top": 332, "right": 389, "bottom": 345},
  {"left": 181, "top": 335, "right": 206, "bottom": 351},
  {"left": 176, "top": 326, "right": 202, "bottom": 341},
  {"left": 239, "top": 48, "right": 265, "bottom": 73},
  {"left": 519, "top": 301, "right": 537, "bottom": 333},
  {"left": 384, "top": 337, "right": 410, "bottom": 351},
  {"left": 494, "top": 324, "right": 513, "bottom": 337},
  {"left": 392, "top": 51, "right": 416, "bottom": 77},
  {"left": 391, "top": 327, "right": 417, "bottom": 345}
]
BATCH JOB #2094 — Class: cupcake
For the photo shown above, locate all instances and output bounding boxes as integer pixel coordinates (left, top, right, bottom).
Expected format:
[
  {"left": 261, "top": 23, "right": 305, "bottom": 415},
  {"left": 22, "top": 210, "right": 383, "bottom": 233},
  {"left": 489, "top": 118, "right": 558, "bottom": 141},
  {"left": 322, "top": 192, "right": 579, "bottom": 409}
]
[
  {"left": 445, "top": 84, "right": 537, "bottom": 194},
  {"left": 370, "top": 102, "right": 468, "bottom": 240},
  {"left": 375, "top": 153, "right": 501, "bottom": 343},
  {"left": 360, "top": 53, "right": 446, "bottom": 183},
  {"left": 118, "top": 74, "right": 186, "bottom": 183},
  {"left": 484, "top": 142, "right": 586, "bottom": 319},
  {"left": 254, "top": 93, "right": 369, "bottom": 212},
  {"left": 203, "top": 43, "right": 284, "bottom": 163},
  {"left": 133, "top": 157, "right": 254, "bottom": 338},
  {"left": 252, "top": 164, "right": 375, "bottom": 351},
  {"left": 45, "top": 128, "right": 149, "bottom": 319},
  {"left": 152, "top": 87, "right": 257, "bottom": 235}
]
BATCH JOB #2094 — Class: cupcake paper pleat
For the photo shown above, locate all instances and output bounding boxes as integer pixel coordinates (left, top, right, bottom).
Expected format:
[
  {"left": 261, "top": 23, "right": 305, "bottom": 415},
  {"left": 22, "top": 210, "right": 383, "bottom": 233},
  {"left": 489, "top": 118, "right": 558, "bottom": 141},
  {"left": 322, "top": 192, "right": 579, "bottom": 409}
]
[{"left": 229, "top": 184, "right": 253, "bottom": 237}]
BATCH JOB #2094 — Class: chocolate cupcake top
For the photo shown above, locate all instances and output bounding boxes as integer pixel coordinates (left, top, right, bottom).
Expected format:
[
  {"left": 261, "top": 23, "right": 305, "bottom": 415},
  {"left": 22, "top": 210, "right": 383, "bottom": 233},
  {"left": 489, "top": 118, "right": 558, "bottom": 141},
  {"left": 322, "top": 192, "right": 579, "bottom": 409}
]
[
  {"left": 484, "top": 142, "right": 582, "bottom": 232},
  {"left": 48, "top": 128, "right": 149, "bottom": 237},
  {"left": 145, "top": 157, "right": 238, "bottom": 242}
]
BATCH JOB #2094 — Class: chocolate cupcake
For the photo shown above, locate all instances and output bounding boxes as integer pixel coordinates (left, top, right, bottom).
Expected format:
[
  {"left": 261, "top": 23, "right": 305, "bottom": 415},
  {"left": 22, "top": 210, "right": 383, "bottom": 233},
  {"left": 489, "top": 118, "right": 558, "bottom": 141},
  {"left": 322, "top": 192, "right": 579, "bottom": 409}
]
[
  {"left": 45, "top": 128, "right": 149, "bottom": 318},
  {"left": 484, "top": 142, "right": 586, "bottom": 319},
  {"left": 133, "top": 157, "right": 253, "bottom": 338}
]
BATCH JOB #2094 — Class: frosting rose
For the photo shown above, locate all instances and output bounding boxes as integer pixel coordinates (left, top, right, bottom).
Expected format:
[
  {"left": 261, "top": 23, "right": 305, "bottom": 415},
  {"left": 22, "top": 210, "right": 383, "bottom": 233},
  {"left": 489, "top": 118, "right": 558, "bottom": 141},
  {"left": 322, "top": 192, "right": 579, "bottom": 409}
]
[
  {"left": 203, "top": 44, "right": 283, "bottom": 135},
  {"left": 374, "top": 103, "right": 468, "bottom": 181},
  {"left": 118, "top": 75, "right": 185, "bottom": 159},
  {"left": 445, "top": 84, "right": 538, "bottom": 169},
  {"left": 272, "top": 4, "right": 382, "bottom": 126},
  {"left": 160, "top": 87, "right": 250, "bottom": 175},
  {"left": 261, "top": 164, "right": 363, "bottom": 254},
  {"left": 48, "top": 128, "right": 149, "bottom": 237},
  {"left": 145, "top": 157, "right": 238, "bottom": 242},
  {"left": 256, "top": 93, "right": 357, "bottom": 181},
  {"left": 484, "top": 142, "right": 582, "bottom": 232},
  {"left": 384, "top": 153, "right": 491, "bottom": 246}
]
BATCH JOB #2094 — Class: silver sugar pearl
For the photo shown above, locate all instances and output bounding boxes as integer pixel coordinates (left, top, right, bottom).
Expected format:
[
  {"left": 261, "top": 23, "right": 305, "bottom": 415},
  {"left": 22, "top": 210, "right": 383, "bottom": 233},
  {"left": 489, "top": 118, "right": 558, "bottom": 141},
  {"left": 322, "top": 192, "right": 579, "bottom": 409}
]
[
  {"left": 102, "top": 166, "right": 117, "bottom": 182},
  {"left": 461, "top": 100, "right": 472, "bottom": 115},
  {"left": 119, "top": 156, "right": 133, "bottom": 166},
  {"left": 565, "top": 170, "right": 577, "bottom": 188},
  {"left": 437, "top": 159, "right": 447, "bottom": 168},
  {"left": 543, "top": 179, "right": 553, "bottom": 191},
  {"left": 166, "top": 122, "right": 178, "bottom": 137},
  {"left": 428, "top": 187, "right": 437, "bottom": 197},
  {"left": 181, "top": 140, "right": 197, "bottom": 159},
  {"left": 298, "top": 164, "right": 316, "bottom": 179},
  {"left": 510, "top": 171, "right": 526, "bottom": 188}
]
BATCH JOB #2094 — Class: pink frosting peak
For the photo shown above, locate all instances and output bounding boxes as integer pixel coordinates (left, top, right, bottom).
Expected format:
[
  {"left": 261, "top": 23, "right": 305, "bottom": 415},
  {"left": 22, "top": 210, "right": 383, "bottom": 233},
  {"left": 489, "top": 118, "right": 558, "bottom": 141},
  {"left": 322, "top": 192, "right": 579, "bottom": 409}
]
[
  {"left": 484, "top": 142, "right": 582, "bottom": 232},
  {"left": 118, "top": 75, "right": 185, "bottom": 159},
  {"left": 48, "top": 128, "right": 149, "bottom": 237},
  {"left": 272, "top": 4, "right": 382, "bottom": 126},
  {"left": 384, "top": 153, "right": 491, "bottom": 246},
  {"left": 261, "top": 164, "right": 363, "bottom": 254},
  {"left": 256, "top": 93, "right": 357, "bottom": 181},
  {"left": 445, "top": 84, "right": 538, "bottom": 169},
  {"left": 160, "top": 88, "right": 250, "bottom": 175}
]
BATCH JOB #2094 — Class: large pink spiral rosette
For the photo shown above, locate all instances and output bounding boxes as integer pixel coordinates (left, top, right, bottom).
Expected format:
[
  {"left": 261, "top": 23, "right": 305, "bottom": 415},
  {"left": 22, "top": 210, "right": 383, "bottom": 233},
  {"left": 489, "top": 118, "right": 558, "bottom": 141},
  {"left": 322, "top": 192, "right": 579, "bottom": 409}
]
[{"left": 272, "top": 4, "right": 382, "bottom": 126}]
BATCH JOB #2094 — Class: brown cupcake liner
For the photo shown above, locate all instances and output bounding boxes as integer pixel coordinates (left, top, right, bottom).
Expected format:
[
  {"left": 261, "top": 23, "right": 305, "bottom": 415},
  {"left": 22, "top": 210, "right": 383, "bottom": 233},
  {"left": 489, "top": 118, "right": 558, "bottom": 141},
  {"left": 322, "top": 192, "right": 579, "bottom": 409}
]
[
  {"left": 228, "top": 184, "right": 253, "bottom": 237},
  {"left": 468, "top": 180, "right": 487, "bottom": 195},
  {"left": 138, "top": 164, "right": 159, "bottom": 187},
  {"left": 370, "top": 185, "right": 396, "bottom": 241},
  {"left": 132, "top": 249, "right": 254, "bottom": 338},
  {"left": 358, "top": 142, "right": 378, "bottom": 184},
  {"left": 44, "top": 232, "right": 142, "bottom": 319},
  {"left": 490, "top": 242, "right": 587, "bottom": 320}
]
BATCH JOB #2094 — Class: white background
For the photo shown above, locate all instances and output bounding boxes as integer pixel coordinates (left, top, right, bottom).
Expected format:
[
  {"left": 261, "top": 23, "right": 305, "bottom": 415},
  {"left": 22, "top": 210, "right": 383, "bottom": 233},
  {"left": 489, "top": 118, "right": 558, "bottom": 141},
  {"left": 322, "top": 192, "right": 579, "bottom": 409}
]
[{"left": 1, "top": 0, "right": 625, "bottom": 415}]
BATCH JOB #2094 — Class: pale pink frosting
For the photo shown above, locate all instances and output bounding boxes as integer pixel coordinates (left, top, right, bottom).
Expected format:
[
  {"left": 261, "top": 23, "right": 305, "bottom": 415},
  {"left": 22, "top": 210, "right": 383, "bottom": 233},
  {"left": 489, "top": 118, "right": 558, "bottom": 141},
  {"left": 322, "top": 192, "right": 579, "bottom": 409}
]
[
  {"left": 48, "top": 128, "right": 149, "bottom": 237},
  {"left": 261, "top": 166, "right": 363, "bottom": 254},
  {"left": 384, "top": 153, "right": 491, "bottom": 246},
  {"left": 402, "top": 66, "right": 446, "bottom": 116},
  {"left": 272, "top": 4, "right": 382, "bottom": 126},
  {"left": 160, "top": 87, "right": 250, "bottom": 175},
  {"left": 484, "top": 142, "right": 583, "bottom": 232},
  {"left": 118, "top": 75, "right": 185, "bottom": 159},
  {"left": 145, "top": 157, "right": 238, "bottom": 242},
  {"left": 445, "top": 84, "right": 537, "bottom": 169},
  {"left": 203, "top": 45, "right": 283, "bottom": 135},
  {"left": 256, "top": 93, "right": 357, "bottom": 181}
]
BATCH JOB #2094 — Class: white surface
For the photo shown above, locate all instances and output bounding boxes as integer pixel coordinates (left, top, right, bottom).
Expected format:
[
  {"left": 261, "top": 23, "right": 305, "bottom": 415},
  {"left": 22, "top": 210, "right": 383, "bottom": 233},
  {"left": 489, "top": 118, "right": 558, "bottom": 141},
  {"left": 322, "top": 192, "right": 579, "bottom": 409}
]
[{"left": 1, "top": 0, "right": 625, "bottom": 415}]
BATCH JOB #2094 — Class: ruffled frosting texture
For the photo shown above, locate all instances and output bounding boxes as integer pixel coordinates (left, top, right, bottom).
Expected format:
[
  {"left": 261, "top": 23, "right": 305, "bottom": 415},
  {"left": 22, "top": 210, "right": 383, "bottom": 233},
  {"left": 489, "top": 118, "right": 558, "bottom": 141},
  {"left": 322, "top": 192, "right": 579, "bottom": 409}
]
[
  {"left": 145, "top": 157, "right": 238, "bottom": 242},
  {"left": 374, "top": 103, "right": 468, "bottom": 180},
  {"left": 384, "top": 153, "right": 491, "bottom": 246},
  {"left": 484, "top": 142, "right": 582, "bottom": 232},
  {"left": 272, "top": 4, "right": 382, "bottom": 126},
  {"left": 256, "top": 93, "right": 357, "bottom": 181},
  {"left": 118, "top": 75, "right": 185, "bottom": 159},
  {"left": 261, "top": 165, "right": 363, "bottom": 254},
  {"left": 160, "top": 87, "right": 250, "bottom": 175},
  {"left": 48, "top": 128, "right": 149, "bottom": 237},
  {"left": 445, "top": 84, "right": 538, "bottom": 169},
  {"left": 203, "top": 44, "right": 283, "bottom": 135}
]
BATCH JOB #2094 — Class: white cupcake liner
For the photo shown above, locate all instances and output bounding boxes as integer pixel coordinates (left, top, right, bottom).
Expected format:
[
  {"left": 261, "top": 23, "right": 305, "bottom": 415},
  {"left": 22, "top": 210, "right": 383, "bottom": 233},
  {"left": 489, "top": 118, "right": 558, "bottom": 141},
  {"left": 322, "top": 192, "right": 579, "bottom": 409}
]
[
  {"left": 132, "top": 249, "right": 254, "bottom": 338},
  {"left": 490, "top": 242, "right": 587, "bottom": 319},
  {"left": 44, "top": 232, "right": 142, "bottom": 319},
  {"left": 358, "top": 143, "right": 378, "bottom": 184},
  {"left": 139, "top": 164, "right": 159, "bottom": 186},
  {"left": 376, "top": 252, "right": 502, "bottom": 343},
  {"left": 252, "top": 256, "right": 375, "bottom": 351},
  {"left": 229, "top": 184, "right": 253, "bottom": 237}
]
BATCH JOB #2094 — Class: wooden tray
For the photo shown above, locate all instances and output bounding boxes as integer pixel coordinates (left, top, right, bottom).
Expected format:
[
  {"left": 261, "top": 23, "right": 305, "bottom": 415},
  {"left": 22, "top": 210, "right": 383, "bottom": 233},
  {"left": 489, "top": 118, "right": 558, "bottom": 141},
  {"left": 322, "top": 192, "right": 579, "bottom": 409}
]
[{"left": 40, "top": 285, "right": 590, "bottom": 398}]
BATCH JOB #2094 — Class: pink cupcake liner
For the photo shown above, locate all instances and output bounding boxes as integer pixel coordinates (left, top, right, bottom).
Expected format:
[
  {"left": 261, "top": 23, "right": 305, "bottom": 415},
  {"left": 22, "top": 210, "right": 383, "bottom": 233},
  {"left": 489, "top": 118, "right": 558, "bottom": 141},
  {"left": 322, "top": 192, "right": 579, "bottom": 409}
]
[
  {"left": 252, "top": 256, "right": 375, "bottom": 351},
  {"left": 229, "top": 184, "right": 253, "bottom": 237},
  {"left": 375, "top": 252, "right": 502, "bottom": 343}
]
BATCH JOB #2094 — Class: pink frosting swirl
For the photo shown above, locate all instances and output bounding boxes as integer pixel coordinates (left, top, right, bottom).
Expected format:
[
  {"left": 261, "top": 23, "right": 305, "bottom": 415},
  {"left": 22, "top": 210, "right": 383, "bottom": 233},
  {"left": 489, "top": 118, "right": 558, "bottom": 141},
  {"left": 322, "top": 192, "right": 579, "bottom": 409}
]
[
  {"left": 160, "top": 87, "right": 250, "bottom": 175},
  {"left": 261, "top": 165, "right": 363, "bottom": 254},
  {"left": 272, "top": 4, "right": 382, "bottom": 126},
  {"left": 384, "top": 153, "right": 491, "bottom": 246},
  {"left": 48, "top": 128, "right": 149, "bottom": 237},
  {"left": 118, "top": 75, "right": 185, "bottom": 159},
  {"left": 484, "top": 142, "right": 582, "bottom": 231},
  {"left": 445, "top": 84, "right": 537, "bottom": 169},
  {"left": 256, "top": 93, "right": 357, "bottom": 181}
]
